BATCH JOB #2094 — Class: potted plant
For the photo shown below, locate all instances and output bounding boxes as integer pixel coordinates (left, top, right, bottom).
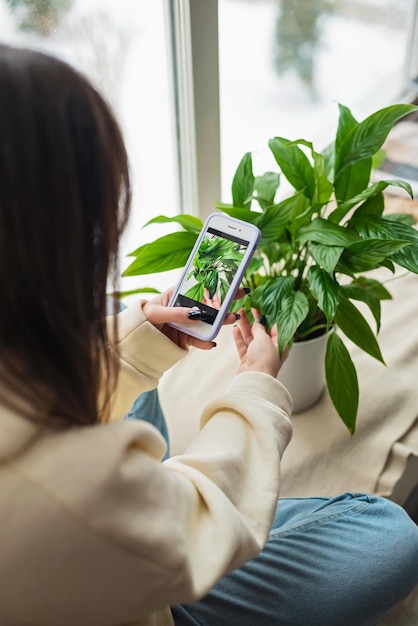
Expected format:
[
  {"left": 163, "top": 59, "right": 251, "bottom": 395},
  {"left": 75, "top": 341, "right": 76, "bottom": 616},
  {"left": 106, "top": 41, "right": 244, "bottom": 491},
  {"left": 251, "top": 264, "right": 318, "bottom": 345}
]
[{"left": 122, "top": 103, "right": 418, "bottom": 434}]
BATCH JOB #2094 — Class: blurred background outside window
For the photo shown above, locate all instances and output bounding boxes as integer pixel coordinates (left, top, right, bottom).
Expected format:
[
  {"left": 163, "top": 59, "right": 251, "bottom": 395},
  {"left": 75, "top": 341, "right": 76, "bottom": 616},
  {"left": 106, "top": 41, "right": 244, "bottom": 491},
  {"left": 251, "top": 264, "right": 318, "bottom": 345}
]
[{"left": 219, "top": 0, "right": 413, "bottom": 196}]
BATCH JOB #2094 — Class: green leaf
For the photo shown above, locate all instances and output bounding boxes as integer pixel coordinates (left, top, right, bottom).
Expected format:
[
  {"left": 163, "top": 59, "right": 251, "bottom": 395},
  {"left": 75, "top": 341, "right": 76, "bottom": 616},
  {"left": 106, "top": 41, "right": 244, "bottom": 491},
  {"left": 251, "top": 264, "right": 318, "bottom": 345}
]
[
  {"left": 296, "top": 217, "right": 360, "bottom": 247},
  {"left": 391, "top": 245, "right": 418, "bottom": 274},
  {"left": 215, "top": 204, "right": 262, "bottom": 225},
  {"left": 334, "top": 103, "right": 418, "bottom": 202},
  {"left": 333, "top": 105, "right": 372, "bottom": 201},
  {"left": 353, "top": 193, "right": 385, "bottom": 218},
  {"left": 268, "top": 137, "right": 316, "bottom": 199},
  {"left": 109, "top": 287, "right": 161, "bottom": 298},
  {"left": 335, "top": 158, "right": 372, "bottom": 204},
  {"left": 325, "top": 332, "right": 359, "bottom": 435},
  {"left": 335, "top": 103, "right": 418, "bottom": 178},
  {"left": 254, "top": 172, "right": 280, "bottom": 207},
  {"left": 329, "top": 179, "right": 413, "bottom": 224},
  {"left": 122, "top": 232, "right": 197, "bottom": 276},
  {"left": 386, "top": 212, "right": 417, "bottom": 227},
  {"left": 185, "top": 282, "right": 204, "bottom": 301},
  {"left": 142, "top": 214, "right": 203, "bottom": 233},
  {"left": 334, "top": 294, "right": 385, "bottom": 363},
  {"left": 250, "top": 276, "right": 294, "bottom": 326},
  {"left": 232, "top": 152, "right": 254, "bottom": 209},
  {"left": 335, "top": 104, "right": 358, "bottom": 154},
  {"left": 310, "top": 243, "right": 344, "bottom": 273},
  {"left": 312, "top": 151, "right": 333, "bottom": 205},
  {"left": 351, "top": 214, "right": 418, "bottom": 244},
  {"left": 339, "top": 239, "right": 411, "bottom": 273},
  {"left": 379, "top": 259, "right": 396, "bottom": 273},
  {"left": 341, "top": 277, "right": 392, "bottom": 333},
  {"left": 307, "top": 265, "right": 340, "bottom": 325},
  {"left": 321, "top": 141, "right": 335, "bottom": 181},
  {"left": 258, "top": 191, "right": 309, "bottom": 244},
  {"left": 276, "top": 291, "right": 310, "bottom": 354}
]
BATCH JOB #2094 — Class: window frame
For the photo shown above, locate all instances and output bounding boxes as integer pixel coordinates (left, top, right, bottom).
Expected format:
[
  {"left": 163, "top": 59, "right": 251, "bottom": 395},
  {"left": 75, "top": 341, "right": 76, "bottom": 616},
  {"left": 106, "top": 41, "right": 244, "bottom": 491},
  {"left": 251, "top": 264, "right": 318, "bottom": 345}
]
[{"left": 165, "top": 0, "right": 221, "bottom": 221}]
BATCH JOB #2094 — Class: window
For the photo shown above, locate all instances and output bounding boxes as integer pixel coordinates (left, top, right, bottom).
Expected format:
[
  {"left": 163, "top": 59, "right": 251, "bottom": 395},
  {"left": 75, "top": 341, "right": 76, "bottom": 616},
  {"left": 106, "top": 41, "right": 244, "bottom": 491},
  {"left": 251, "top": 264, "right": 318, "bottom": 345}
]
[
  {"left": 218, "top": 0, "right": 413, "bottom": 199},
  {"left": 0, "top": 0, "right": 179, "bottom": 291}
]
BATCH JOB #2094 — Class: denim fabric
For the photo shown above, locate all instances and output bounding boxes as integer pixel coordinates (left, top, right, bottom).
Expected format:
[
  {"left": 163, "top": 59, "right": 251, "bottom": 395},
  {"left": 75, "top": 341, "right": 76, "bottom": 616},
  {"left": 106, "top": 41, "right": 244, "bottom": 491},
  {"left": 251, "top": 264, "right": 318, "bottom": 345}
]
[
  {"left": 172, "top": 493, "right": 418, "bottom": 625},
  {"left": 125, "top": 389, "right": 170, "bottom": 460}
]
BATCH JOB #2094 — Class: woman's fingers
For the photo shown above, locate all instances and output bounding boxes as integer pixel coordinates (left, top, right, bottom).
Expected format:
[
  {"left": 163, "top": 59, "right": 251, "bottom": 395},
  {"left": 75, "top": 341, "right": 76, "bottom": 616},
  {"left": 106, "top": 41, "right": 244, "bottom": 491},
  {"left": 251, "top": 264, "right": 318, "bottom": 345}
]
[{"left": 232, "top": 324, "right": 248, "bottom": 360}]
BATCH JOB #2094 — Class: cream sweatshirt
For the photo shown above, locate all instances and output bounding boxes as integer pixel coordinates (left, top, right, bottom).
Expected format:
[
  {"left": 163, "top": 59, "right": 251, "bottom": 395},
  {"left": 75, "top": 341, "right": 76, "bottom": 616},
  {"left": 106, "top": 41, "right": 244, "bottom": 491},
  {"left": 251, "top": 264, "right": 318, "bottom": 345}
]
[{"left": 0, "top": 304, "right": 293, "bottom": 625}]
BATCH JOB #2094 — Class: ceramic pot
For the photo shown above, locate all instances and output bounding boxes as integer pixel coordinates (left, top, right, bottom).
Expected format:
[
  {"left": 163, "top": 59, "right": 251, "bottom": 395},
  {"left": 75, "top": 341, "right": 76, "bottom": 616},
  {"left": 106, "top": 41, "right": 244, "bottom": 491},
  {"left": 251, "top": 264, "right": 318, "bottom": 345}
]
[{"left": 278, "top": 329, "right": 332, "bottom": 413}]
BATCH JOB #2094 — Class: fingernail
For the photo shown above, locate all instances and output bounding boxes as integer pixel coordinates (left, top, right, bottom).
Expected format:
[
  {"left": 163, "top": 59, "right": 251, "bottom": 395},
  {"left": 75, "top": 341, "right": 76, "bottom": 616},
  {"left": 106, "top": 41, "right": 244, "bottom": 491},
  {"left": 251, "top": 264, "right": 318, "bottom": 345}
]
[
  {"left": 234, "top": 312, "right": 241, "bottom": 321},
  {"left": 188, "top": 309, "right": 202, "bottom": 320},
  {"left": 257, "top": 315, "right": 266, "bottom": 325},
  {"left": 243, "top": 287, "right": 251, "bottom": 294},
  {"left": 211, "top": 341, "right": 217, "bottom": 347}
]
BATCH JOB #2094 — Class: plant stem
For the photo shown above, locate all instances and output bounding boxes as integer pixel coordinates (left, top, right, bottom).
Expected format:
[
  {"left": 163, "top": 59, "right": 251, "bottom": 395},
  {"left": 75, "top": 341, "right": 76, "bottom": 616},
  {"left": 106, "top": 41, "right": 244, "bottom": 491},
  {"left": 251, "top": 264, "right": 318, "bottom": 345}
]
[{"left": 297, "top": 322, "right": 329, "bottom": 340}]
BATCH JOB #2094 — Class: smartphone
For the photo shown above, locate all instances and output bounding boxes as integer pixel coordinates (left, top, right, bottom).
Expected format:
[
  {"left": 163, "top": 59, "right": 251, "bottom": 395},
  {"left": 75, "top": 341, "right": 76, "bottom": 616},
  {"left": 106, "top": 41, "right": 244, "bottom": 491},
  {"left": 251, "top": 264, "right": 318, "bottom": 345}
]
[{"left": 167, "top": 213, "right": 260, "bottom": 341}]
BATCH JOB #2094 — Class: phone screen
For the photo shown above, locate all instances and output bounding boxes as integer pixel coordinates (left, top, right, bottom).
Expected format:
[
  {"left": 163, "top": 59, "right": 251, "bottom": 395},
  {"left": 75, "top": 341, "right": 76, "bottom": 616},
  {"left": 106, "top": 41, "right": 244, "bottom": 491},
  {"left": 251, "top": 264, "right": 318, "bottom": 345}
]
[{"left": 171, "top": 226, "right": 250, "bottom": 326}]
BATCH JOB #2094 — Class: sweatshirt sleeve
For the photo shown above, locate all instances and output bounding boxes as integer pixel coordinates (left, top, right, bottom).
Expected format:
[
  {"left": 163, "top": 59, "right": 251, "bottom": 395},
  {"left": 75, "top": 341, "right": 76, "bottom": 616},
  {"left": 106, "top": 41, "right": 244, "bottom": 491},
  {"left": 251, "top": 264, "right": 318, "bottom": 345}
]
[
  {"left": 11, "top": 370, "right": 293, "bottom": 625},
  {"left": 106, "top": 303, "right": 188, "bottom": 421}
]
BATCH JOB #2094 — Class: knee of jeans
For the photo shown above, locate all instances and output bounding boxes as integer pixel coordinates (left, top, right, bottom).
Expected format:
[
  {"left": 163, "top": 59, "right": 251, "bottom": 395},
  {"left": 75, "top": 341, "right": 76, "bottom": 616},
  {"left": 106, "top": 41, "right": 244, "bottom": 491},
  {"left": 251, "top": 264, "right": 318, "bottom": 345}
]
[{"left": 372, "top": 497, "right": 418, "bottom": 585}]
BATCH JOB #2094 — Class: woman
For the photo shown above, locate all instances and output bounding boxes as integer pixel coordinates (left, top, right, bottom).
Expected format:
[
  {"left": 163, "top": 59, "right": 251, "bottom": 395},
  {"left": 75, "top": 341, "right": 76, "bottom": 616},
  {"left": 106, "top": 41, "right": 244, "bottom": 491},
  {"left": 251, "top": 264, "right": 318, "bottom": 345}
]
[{"left": 0, "top": 43, "right": 416, "bottom": 626}]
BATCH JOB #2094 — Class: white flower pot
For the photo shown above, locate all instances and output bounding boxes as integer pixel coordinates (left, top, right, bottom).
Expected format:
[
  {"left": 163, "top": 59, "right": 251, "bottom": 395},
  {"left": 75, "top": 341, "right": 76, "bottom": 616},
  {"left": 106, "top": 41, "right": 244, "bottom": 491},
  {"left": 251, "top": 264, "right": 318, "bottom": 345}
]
[{"left": 278, "top": 330, "right": 332, "bottom": 413}]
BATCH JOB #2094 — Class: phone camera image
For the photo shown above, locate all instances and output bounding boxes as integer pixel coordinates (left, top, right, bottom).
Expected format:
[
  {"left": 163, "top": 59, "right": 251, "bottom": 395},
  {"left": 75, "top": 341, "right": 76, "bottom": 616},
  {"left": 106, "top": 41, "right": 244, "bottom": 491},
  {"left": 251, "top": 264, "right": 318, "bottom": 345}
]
[{"left": 172, "top": 226, "right": 249, "bottom": 325}]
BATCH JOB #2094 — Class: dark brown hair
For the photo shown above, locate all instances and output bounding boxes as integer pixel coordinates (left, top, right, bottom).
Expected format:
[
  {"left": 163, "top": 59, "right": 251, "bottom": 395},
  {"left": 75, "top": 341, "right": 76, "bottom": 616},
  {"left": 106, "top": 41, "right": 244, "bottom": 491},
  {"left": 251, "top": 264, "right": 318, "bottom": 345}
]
[{"left": 0, "top": 44, "right": 131, "bottom": 426}]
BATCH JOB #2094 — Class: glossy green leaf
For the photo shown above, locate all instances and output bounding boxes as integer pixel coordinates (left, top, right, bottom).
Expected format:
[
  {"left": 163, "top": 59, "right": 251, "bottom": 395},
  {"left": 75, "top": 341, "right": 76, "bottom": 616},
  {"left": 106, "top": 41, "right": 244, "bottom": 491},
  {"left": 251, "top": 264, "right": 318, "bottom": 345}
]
[
  {"left": 232, "top": 152, "right": 254, "bottom": 209},
  {"left": 333, "top": 104, "right": 372, "bottom": 201},
  {"left": 122, "top": 232, "right": 197, "bottom": 276},
  {"left": 258, "top": 191, "right": 309, "bottom": 244},
  {"left": 297, "top": 217, "right": 360, "bottom": 246},
  {"left": 340, "top": 239, "right": 411, "bottom": 273},
  {"left": 351, "top": 214, "right": 418, "bottom": 243},
  {"left": 352, "top": 193, "right": 385, "bottom": 219},
  {"left": 307, "top": 265, "right": 340, "bottom": 324},
  {"left": 276, "top": 291, "right": 310, "bottom": 354},
  {"left": 325, "top": 332, "right": 359, "bottom": 435},
  {"left": 335, "top": 104, "right": 418, "bottom": 177},
  {"left": 109, "top": 287, "right": 161, "bottom": 299},
  {"left": 268, "top": 137, "right": 315, "bottom": 199},
  {"left": 312, "top": 151, "right": 333, "bottom": 205},
  {"left": 321, "top": 141, "right": 335, "bottom": 181},
  {"left": 341, "top": 277, "right": 392, "bottom": 332},
  {"left": 334, "top": 102, "right": 418, "bottom": 202},
  {"left": 310, "top": 243, "right": 344, "bottom": 273},
  {"left": 391, "top": 244, "right": 418, "bottom": 274},
  {"left": 334, "top": 294, "right": 385, "bottom": 363},
  {"left": 215, "top": 203, "right": 262, "bottom": 225},
  {"left": 335, "top": 104, "right": 358, "bottom": 153},
  {"left": 250, "top": 276, "right": 294, "bottom": 326},
  {"left": 142, "top": 214, "right": 203, "bottom": 233},
  {"left": 254, "top": 172, "right": 280, "bottom": 207},
  {"left": 386, "top": 212, "right": 417, "bottom": 227},
  {"left": 329, "top": 179, "right": 413, "bottom": 224},
  {"left": 334, "top": 158, "right": 372, "bottom": 205}
]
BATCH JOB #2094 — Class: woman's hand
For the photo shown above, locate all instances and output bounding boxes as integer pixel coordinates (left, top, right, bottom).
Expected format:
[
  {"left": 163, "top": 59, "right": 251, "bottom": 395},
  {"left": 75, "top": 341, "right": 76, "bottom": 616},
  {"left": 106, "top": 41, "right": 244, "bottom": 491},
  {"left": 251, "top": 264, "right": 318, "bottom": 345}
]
[
  {"left": 142, "top": 287, "right": 247, "bottom": 351},
  {"left": 233, "top": 309, "right": 288, "bottom": 378}
]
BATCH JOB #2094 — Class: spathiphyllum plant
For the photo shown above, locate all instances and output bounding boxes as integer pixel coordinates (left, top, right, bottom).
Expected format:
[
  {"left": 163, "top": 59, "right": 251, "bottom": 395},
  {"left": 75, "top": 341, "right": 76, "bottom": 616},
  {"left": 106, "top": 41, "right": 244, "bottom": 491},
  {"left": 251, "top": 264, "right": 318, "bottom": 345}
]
[{"left": 122, "top": 103, "right": 418, "bottom": 434}]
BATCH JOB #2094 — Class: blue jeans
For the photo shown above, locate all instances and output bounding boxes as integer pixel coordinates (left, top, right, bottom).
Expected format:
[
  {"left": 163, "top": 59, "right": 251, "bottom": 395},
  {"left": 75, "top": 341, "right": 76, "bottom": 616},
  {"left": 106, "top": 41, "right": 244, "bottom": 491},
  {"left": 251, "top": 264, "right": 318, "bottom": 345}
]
[
  {"left": 126, "top": 393, "right": 418, "bottom": 625},
  {"left": 172, "top": 494, "right": 418, "bottom": 625},
  {"left": 125, "top": 389, "right": 170, "bottom": 460}
]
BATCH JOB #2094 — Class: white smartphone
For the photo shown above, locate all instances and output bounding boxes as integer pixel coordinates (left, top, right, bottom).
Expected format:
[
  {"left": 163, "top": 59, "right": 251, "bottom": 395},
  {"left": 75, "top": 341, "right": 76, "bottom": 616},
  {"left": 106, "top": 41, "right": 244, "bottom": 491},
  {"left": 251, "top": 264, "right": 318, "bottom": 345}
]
[{"left": 167, "top": 213, "right": 260, "bottom": 341}]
